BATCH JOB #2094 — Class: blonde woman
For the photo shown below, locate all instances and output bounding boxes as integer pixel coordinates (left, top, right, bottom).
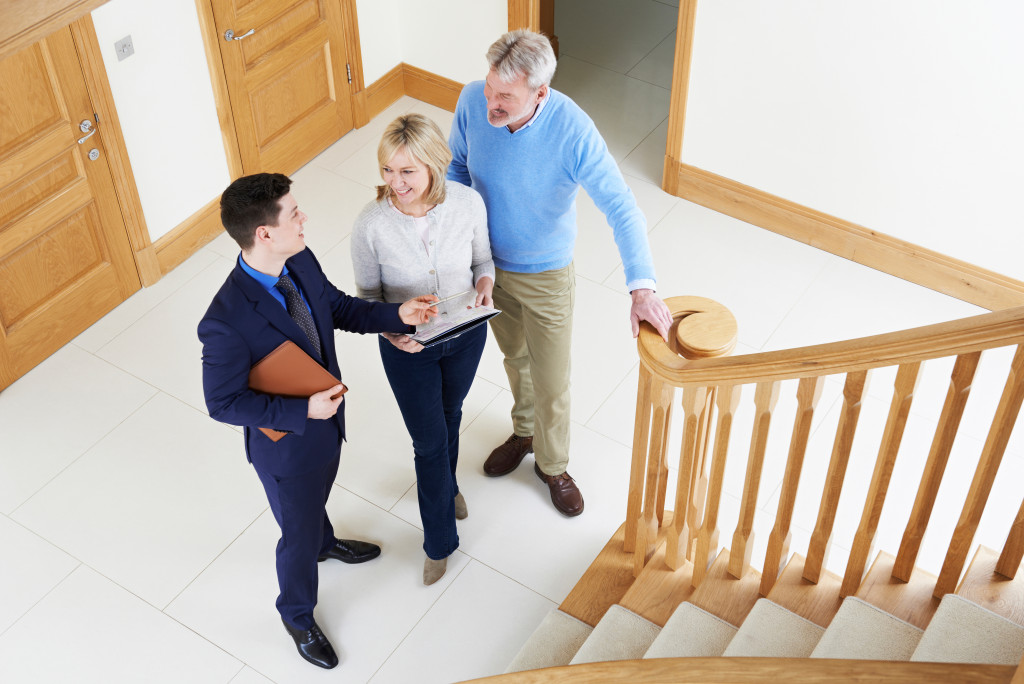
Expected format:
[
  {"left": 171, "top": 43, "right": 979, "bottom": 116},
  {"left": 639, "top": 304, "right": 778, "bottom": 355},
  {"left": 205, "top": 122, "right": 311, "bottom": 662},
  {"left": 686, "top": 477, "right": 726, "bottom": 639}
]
[{"left": 351, "top": 114, "right": 493, "bottom": 584}]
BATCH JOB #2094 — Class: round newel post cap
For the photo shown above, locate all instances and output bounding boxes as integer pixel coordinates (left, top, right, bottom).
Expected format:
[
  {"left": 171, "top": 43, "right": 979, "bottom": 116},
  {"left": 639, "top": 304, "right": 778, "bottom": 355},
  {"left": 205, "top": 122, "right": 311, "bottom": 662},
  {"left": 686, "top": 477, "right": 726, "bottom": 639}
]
[{"left": 639, "top": 296, "right": 738, "bottom": 370}]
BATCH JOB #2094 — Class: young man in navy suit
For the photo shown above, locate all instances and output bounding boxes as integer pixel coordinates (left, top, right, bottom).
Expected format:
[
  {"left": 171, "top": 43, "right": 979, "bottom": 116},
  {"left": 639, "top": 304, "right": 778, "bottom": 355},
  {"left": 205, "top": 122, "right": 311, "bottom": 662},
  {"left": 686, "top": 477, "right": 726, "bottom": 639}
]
[{"left": 199, "top": 173, "right": 437, "bottom": 669}]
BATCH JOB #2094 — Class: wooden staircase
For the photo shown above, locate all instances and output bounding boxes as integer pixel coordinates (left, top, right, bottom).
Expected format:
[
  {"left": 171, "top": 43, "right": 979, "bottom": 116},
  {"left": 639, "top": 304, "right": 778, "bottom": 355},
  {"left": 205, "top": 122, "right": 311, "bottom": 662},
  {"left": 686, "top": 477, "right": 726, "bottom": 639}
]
[{"left": 470, "top": 297, "right": 1024, "bottom": 683}]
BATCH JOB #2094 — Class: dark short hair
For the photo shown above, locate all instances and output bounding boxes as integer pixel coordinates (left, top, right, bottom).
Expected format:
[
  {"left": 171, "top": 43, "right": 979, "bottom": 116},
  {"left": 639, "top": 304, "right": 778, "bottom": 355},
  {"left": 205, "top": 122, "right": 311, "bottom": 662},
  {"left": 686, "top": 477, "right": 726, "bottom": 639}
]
[{"left": 220, "top": 173, "right": 292, "bottom": 251}]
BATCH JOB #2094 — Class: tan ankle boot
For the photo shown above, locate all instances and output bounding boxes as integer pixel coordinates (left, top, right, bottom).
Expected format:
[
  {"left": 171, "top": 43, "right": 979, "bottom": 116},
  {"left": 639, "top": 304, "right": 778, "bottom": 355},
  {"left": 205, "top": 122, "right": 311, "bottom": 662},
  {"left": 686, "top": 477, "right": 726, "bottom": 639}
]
[
  {"left": 423, "top": 556, "right": 447, "bottom": 585},
  {"left": 454, "top": 492, "right": 468, "bottom": 520}
]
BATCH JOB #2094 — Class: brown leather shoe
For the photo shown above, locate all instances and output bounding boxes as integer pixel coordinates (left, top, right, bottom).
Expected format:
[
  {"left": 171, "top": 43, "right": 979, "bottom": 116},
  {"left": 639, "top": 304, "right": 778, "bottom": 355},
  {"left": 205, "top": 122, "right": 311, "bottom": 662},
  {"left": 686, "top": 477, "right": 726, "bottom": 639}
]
[
  {"left": 483, "top": 434, "right": 533, "bottom": 476},
  {"left": 534, "top": 462, "right": 584, "bottom": 517}
]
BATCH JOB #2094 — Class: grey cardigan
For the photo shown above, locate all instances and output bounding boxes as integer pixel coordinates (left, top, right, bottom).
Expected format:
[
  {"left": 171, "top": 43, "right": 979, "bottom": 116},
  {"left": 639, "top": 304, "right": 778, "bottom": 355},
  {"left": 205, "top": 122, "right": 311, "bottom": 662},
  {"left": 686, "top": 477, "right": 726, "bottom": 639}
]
[{"left": 350, "top": 180, "right": 494, "bottom": 317}]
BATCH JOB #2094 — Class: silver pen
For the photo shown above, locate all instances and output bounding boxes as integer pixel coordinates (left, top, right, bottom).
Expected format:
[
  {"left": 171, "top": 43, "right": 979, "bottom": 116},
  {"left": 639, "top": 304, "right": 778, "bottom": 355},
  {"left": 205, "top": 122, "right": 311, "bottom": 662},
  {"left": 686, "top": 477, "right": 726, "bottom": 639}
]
[{"left": 429, "top": 290, "right": 472, "bottom": 306}]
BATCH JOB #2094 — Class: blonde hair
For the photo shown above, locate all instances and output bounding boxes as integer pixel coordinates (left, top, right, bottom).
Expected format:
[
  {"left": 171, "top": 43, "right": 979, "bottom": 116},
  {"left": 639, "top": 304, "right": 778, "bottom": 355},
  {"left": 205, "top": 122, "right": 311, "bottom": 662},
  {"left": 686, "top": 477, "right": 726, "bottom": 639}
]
[{"left": 376, "top": 114, "right": 451, "bottom": 205}]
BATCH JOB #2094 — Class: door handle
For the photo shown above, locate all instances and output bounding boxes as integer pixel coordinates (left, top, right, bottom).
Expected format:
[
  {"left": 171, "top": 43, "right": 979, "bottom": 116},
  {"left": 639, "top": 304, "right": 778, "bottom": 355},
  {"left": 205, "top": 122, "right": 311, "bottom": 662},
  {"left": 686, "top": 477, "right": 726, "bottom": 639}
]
[
  {"left": 224, "top": 28, "right": 255, "bottom": 41},
  {"left": 77, "top": 119, "right": 97, "bottom": 144}
]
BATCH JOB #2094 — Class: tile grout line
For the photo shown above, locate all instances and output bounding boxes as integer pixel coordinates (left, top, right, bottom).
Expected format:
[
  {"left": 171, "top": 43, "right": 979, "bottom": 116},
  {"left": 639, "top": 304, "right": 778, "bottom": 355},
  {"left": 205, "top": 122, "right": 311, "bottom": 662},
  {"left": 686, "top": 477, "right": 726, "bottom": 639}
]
[
  {"left": 7, "top": 390, "right": 165, "bottom": 520},
  {"left": 366, "top": 556, "right": 477, "bottom": 682}
]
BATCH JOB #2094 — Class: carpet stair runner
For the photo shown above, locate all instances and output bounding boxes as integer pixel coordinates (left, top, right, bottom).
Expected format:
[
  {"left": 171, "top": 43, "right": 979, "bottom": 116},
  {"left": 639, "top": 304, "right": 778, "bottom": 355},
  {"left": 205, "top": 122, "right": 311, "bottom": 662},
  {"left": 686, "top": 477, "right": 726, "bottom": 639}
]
[
  {"left": 505, "top": 564, "right": 1024, "bottom": 673},
  {"left": 503, "top": 610, "right": 592, "bottom": 674}
]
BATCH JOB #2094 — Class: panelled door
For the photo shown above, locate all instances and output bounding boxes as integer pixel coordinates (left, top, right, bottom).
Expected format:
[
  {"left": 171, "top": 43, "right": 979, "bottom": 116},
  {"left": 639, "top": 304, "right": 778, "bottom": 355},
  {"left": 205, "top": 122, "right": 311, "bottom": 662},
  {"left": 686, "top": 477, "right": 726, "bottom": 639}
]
[
  {"left": 210, "top": 0, "right": 355, "bottom": 174},
  {"left": 0, "top": 27, "right": 140, "bottom": 390}
]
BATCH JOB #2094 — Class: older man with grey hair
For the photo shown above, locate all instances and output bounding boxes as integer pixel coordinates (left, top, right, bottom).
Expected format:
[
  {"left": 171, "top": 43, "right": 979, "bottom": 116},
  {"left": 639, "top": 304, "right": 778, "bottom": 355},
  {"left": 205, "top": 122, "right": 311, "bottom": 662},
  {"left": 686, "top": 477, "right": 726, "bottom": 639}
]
[{"left": 447, "top": 29, "right": 672, "bottom": 517}]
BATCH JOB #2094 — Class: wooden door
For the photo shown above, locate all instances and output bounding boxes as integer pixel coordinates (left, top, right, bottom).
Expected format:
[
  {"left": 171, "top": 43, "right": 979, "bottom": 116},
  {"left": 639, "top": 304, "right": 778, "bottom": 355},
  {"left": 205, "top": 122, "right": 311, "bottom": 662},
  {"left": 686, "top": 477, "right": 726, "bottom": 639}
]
[
  {"left": 210, "top": 0, "right": 355, "bottom": 175},
  {"left": 0, "top": 27, "right": 140, "bottom": 390}
]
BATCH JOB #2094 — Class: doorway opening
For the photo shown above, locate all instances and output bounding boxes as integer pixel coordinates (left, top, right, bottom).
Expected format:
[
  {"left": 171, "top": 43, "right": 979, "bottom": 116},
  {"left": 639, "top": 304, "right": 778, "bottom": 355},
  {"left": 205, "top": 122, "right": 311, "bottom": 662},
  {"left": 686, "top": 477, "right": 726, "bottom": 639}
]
[{"left": 548, "top": 0, "right": 679, "bottom": 185}]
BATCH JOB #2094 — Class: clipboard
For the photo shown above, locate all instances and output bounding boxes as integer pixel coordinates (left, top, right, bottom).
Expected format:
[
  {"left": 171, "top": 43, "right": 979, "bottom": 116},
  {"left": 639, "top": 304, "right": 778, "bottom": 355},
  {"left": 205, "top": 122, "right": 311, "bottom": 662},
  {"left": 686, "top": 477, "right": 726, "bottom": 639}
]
[
  {"left": 248, "top": 341, "right": 347, "bottom": 442},
  {"left": 410, "top": 307, "right": 501, "bottom": 348}
]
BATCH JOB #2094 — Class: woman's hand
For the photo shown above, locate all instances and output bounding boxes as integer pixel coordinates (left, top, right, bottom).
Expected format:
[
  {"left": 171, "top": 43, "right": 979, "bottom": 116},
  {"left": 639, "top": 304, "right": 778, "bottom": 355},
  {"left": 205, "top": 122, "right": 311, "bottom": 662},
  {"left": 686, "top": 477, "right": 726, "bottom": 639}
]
[
  {"left": 474, "top": 276, "right": 494, "bottom": 308},
  {"left": 381, "top": 332, "right": 424, "bottom": 353}
]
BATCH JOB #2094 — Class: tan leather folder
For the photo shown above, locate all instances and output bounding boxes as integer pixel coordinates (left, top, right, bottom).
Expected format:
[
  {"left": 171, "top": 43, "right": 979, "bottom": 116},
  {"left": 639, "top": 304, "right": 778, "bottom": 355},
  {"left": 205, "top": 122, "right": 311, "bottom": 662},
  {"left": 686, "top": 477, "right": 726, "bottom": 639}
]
[{"left": 248, "top": 340, "right": 347, "bottom": 442}]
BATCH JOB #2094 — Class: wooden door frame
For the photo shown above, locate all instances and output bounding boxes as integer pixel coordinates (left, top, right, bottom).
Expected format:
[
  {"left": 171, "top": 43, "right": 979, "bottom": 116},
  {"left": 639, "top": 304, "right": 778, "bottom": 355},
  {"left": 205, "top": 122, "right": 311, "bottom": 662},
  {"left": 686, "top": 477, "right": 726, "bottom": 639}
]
[
  {"left": 2, "top": 8, "right": 160, "bottom": 284},
  {"left": 510, "top": 0, "right": 693, "bottom": 194},
  {"left": 65, "top": 15, "right": 161, "bottom": 285},
  {"left": 196, "top": 0, "right": 365, "bottom": 168}
]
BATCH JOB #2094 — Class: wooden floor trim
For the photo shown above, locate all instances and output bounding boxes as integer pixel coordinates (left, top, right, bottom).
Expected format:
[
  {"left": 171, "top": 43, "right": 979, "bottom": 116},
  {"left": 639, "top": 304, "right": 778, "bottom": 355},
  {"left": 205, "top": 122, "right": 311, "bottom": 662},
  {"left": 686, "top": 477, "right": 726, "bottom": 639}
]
[
  {"left": 402, "top": 63, "right": 463, "bottom": 112},
  {"left": 357, "top": 63, "right": 405, "bottom": 126},
  {"left": 153, "top": 197, "right": 222, "bottom": 276},
  {"left": 671, "top": 161, "right": 1024, "bottom": 312},
  {"left": 141, "top": 62, "right": 463, "bottom": 289}
]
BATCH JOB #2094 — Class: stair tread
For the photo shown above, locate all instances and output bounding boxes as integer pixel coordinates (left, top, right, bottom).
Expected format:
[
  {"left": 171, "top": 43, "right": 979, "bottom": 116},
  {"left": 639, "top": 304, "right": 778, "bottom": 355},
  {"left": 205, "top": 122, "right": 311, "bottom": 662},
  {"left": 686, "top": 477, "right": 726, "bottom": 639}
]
[
  {"left": 956, "top": 545, "right": 1024, "bottom": 626},
  {"left": 558, "top": 522, "right": 642, "bottom": 627},
  {"left": 689, "top": 548, "right": 763, "bottom": 627},
  {"left": 570, "top": 605, "right": 661, "bottom": 665},
  {"left": 911, "top": 593, "right": 1024, "bottom": 665},
  {"left": 811, "top": 596, "right": 923, "bottom": 661},
  {"left": 619, "top": 537, "right": 695, "bottom": 627},
  {"left": 855, "top": 550, "right": 940, "bottom": 629},
  {"left": 722, "top": 598, "right": 825, "bottom": 658},
  {"left": 644, "top": 602, "right": 738, "bottom": 659},
  {"left": 503, "top": 609, "right": 593, "bottom": 674},
  {"left": 765, "top": 553, "right": 843, "bottom": 628}
]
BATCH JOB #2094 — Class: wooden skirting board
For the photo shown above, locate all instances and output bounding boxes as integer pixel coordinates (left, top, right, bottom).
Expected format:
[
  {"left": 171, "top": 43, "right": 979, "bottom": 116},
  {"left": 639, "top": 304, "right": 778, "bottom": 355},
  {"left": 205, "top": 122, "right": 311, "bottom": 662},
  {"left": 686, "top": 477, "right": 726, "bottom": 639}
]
[
  {"left": 145, "top": 62, "right": 461, "bottom": 288},
  {"left": 669, "top": 159, "right": 1024, "bottom": 312},
  {"left": 153, "top": 198, "right": 223, "bottom": 277},
  {"left": 357, "top": 63, "right": 464, "bottom": 127}
]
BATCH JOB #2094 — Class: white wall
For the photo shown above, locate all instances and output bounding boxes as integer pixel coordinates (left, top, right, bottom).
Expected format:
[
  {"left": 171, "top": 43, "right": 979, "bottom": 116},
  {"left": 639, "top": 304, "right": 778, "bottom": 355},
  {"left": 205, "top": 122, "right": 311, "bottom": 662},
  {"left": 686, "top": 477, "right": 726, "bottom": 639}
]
[
  {"left": 89, "top": 0, "right": 502, "bottom": 245},
  {"left": 91, "top": 0, "right": 230, "bottom": 243},
  {"left": 355, "top": 0, "right": 401, "bottom": 85},
  {"left": 682, "top": 1, "right": 1024, "bottom": 280},
  {"left": 357, "top": 0, "right": 506, "bottom": 86}
]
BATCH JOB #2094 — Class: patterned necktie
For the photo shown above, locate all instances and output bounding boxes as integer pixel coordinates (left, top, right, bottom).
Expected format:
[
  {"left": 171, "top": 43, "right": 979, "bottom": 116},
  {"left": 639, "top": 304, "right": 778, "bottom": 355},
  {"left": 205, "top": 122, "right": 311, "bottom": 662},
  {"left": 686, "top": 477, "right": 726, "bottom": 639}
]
[{"left": 275, "top": 274, "right": 322, "bottom": 360}]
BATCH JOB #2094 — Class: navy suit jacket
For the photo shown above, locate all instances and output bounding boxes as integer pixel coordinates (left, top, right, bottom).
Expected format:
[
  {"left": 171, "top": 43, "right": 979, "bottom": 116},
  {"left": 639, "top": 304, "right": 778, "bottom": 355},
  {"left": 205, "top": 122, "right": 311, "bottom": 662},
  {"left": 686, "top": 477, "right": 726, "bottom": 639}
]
[{"left": 199, "top": 248, "right": 406, "bottom": 477}]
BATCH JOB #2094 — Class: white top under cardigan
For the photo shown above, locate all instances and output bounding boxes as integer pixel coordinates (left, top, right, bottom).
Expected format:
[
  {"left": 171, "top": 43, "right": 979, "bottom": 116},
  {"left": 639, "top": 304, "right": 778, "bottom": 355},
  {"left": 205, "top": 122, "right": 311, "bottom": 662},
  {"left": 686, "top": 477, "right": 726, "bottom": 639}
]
[{"left": 350, "top": 180, "right": 494, "bottom": 319}]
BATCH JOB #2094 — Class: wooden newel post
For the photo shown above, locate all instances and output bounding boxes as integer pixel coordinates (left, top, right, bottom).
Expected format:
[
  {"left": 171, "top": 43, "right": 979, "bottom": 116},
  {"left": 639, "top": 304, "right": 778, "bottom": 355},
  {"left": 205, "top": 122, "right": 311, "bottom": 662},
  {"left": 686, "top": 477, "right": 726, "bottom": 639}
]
[{"left": 626, "top": 297, "right": 737, "bottom": 576}]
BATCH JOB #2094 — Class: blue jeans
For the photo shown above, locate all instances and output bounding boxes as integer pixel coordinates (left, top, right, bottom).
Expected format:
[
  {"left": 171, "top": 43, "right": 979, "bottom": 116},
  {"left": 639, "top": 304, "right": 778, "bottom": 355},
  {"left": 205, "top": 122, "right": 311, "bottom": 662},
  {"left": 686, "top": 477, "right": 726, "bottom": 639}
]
[{"left": 378, "top": 324, "right": 486, "bottom": 560}]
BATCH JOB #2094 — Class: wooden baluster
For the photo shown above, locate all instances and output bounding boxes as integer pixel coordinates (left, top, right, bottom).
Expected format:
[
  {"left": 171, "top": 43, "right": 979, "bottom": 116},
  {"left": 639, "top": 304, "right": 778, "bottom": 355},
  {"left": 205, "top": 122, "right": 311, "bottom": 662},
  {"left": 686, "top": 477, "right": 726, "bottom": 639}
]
[
  {"left": 841, "top": 362, "right": 922, "bottom": 597},
  {"left": 624, "top": 364, "right": 655, "bottom": 554},
  {"left": 760, "top": 376, "right": 825, "bottom": 596},
  {"left": 666, "top": 386, "right": 707, "bottom": 570},
  {"left": 633, "top": 375, "right": 676, "bottom": 575},
  {"left": 804, "top": 370, "right": 869, "bottom": 584},
  {"left": 687, "top": 387, "right": 716, "bottom": 557},
  {"left": 997, "top": 497, "right": 1024, "bottom": 579},
  {"left": 893, "top": 352, "right": 980, "bottom": 581},
  {"left": 693, "top": 384, "right": 740, "bottom": 587},
  {"left": 935, "top": 345, "right": 1024, "bottom": 598},
  {"left": 729, "top": 380, "right": 780, "bottom": 579}
]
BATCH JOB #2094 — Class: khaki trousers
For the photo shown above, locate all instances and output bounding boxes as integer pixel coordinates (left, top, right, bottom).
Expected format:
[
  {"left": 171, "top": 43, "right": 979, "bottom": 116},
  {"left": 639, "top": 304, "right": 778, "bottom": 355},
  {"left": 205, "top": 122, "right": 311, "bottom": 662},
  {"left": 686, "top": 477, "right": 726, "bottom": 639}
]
[{"left": 489, "top": 264, "right": 574, "bottom": 475}]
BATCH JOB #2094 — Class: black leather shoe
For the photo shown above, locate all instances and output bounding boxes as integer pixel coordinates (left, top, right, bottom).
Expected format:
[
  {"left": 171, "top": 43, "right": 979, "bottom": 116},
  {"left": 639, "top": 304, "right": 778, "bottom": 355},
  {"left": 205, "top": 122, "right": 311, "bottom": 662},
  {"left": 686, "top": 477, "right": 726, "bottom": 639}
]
[
  {"left": 282, "top": 618, "right": 339, "bottom": 669},
  {"left": 318, "top": 538, "right": 381, "bottom": 564}
]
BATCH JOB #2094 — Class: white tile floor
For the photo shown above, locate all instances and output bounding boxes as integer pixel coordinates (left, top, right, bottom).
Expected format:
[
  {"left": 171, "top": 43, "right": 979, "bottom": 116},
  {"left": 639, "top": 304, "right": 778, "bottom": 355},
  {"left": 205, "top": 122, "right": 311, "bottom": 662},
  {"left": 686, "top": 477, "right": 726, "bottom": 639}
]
[{"left": 1, "top": 5, "right": 1020, "bottom": 682}]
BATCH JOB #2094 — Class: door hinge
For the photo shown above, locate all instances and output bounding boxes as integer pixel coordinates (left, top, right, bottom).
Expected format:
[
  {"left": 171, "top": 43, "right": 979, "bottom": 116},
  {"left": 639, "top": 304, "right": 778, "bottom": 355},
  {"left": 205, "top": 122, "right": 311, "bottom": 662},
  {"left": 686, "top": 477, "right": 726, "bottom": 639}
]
[{"left": 346, "top": 63, "right": 352, "bottom": 84}]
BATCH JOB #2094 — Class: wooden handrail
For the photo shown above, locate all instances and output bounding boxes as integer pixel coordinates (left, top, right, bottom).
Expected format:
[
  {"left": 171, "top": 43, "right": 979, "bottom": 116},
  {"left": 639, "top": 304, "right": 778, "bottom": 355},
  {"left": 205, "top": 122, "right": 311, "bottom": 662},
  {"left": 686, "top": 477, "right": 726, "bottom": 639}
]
[
  {"left": 628, "top": 295, "right": 1024, "bottom": 599},
  {"left": 641, "top": 301, "right": 1024, "bottom": 387},
  {"left": 467, "top": 657, "right": 1016, "bottom": 683}
]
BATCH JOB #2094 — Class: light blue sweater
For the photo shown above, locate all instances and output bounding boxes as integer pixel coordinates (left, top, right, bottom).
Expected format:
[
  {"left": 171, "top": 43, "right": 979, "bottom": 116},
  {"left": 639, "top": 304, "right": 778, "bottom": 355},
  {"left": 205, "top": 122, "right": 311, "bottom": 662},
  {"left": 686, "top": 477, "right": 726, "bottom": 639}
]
[{"left": 448, "top": 80, "right": 656, "bottom": 287}]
